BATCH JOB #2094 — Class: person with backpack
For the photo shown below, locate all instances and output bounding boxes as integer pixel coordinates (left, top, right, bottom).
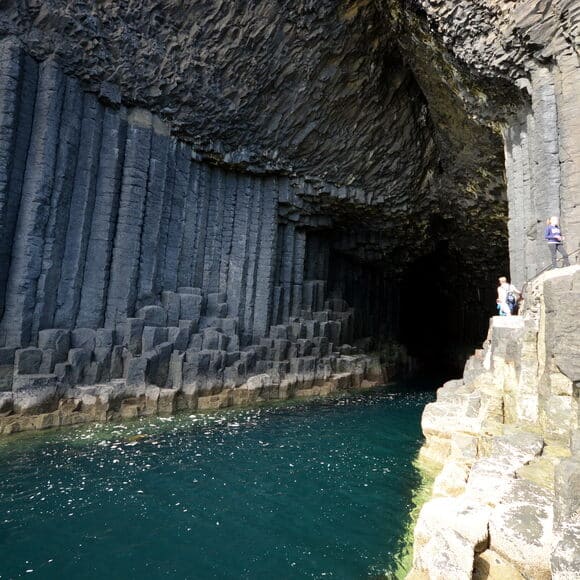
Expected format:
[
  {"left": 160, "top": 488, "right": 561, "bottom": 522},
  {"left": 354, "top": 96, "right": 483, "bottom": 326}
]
[
  {"left": 496, "top": 276, "right": 521, "bottom": 316},
  {"left": 544, "top": 216, "right": 570, "bottom": 268}
]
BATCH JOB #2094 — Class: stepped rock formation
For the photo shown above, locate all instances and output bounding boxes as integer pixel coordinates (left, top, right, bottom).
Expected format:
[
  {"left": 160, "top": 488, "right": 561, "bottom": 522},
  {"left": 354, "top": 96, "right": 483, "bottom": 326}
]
[
  {"left": 410, "top": 267, "right": 580, "bottom": 579},
  {"left": 401, "top": 2, "right": 580, "bottom": 578}
]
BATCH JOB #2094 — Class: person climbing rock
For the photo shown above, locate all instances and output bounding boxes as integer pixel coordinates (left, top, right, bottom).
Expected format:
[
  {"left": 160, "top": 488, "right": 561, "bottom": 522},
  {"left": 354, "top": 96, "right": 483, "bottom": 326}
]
[
  {"left": 496, "top": 276, "right": 520, "bottom": 316},
  {"left": 544, "top": 216, "right": 570, "bottom": 268}
]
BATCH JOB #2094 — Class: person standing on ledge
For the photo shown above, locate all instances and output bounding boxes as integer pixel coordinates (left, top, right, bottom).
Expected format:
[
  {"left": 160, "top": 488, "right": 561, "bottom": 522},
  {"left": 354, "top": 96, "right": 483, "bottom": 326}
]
[
  {"left": 545, "top": 216, "right": 570, "bottom": 268},
  {"left": 497, "top": 276, "right": 520, "bottom": 316}
]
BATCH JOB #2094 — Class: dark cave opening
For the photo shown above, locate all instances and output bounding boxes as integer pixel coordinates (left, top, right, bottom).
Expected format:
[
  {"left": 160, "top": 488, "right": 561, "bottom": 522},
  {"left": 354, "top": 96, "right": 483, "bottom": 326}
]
[
  {"left": 314, "top": 226, "right": 497, "bottom": 383},
  {"left": 399, "top": 242, "right": 469, "bottom": 379}
]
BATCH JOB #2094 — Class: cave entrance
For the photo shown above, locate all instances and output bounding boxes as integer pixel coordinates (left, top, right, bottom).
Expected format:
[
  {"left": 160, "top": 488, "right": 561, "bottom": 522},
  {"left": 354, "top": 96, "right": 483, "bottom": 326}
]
[{"left": 295, "top": 222, "right": 496, "bottom": 382}]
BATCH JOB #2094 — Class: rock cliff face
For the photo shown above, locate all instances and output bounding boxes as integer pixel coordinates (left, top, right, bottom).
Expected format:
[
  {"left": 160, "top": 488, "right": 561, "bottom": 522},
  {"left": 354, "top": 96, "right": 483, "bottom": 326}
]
[
  {"left": 410, "top": 266, "right": 580, "bottom": 579},
  {"left": 0, "top": 40, "right": 397, "bottom": 432},
  {"left": 0, "top": 0, "right": 522, "bottom": 367},
  {"left": 0, "top": 1, "right": 577, "bottom": 434},
  {"left": 402, "top": 2, "right": 580, "bottom": 577}
]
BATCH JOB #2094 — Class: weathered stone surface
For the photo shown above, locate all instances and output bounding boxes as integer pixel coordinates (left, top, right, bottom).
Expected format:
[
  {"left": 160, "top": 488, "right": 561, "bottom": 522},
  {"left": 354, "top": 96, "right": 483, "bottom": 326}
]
[
  {"left": 0, "top": 392, "right": 13, "bottom": 414},
  {"left": 432, "top": 461, "right": 470, "bottom": 498},
  {"left": 473, "top": 549, "right": 525, "bottom": 580},
  {"left": 122, "top": 318, "right": 144, "bottom": 356},
  {"left": 552, "top": 523, "right": 580, "bottom": 580},
  {"left": 14, "top": 347, "right": 42, "bottom": 374},
  {"left": 12, "top": 375, "right": 59, "bottom": 414},
  {"left": 491, "top": 433, "right": 544, "bottom": 463},
  {"left": 136, "top": 305, "right": 167, "bottom": 328},
  {"left": 554, "top": 456, "right": 579, "bottom": 512},
  {"left": 413, "top": 527, "right": 475, "bottom": 580},
  {"left": 488, "top": 479, "right": 554, "bottom": 578},
  {"left": 71, "top": 328, "right": 96, "bottom": 351},
  {"left": 543, "top": 270, "right": 580, "bottom": 382},
  {"left": 414, "top": 497, "right": 491, "bottom": 554},
  {"left": 38, "top": 329, "right": 70, "bottom": 360}
]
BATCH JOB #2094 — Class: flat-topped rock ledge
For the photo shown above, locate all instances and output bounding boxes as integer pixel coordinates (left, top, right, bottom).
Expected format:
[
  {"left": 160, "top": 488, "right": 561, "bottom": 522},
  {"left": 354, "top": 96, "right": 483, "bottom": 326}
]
[
  {"left": 0, "top": 286, "right": 394, "bottom": 435},
  {"left": 0, "top": 362, "right": 384, "bottom": 435},
  {"left": 408, "top": 266, "right": 580, "bottom": 580}
]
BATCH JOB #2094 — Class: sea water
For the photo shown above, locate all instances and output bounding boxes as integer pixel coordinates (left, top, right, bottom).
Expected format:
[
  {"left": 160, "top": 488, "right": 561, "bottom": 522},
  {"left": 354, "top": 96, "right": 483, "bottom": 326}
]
[{"left": 0, "top": 385, "right": 435, "bottom": 579}]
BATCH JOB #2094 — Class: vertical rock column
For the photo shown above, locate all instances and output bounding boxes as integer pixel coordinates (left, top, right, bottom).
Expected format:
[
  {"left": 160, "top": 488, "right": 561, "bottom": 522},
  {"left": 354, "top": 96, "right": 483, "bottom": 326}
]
[
  {"left": 154, "top": 140, "right": 177, "bottom": 296},
  {"left": 191, "top": 161, "right": 211, "bottom": 290},
  {"left": 76, "top": 108, "right": 128, "bottom": 327},
  {"left": 291, "top": 228, "right": 306, "bottom": 317},
  {"left": 226, "top": 173, "right": 253, "bottom": 321},
  {"left": 239, "top": 177, "right": 263, "bottom": 343},
  {"left": 201, "top": 166, "right": 225, "bottom": 293},
  {"left": 272, "top": 223, "right": 305, "bottom": 323},
  {"left": 252, "top": 176, "right": 279, "bottom": 341},
  {"left": 273, "top": 223, "right": 294, "bottom": 324},
  {"left": 0, "top": 41, "right": 37, "bottom": 325},
  {"left": 218, "top": 171, "right": 239, "bottom": 294},
  {"left": 506, "top": 59, "right": 580, "bottom": 282},
  {"left": 0, "top": 59, "right": 64, "bottom": 347},
  {"left": 555, "top": 52, "right": 580, "bottom": 258},
  {"left": 505, "top": 117, "right": 531, "bottom": 286},
  {"left": 528, "top": 66, "right": 561, "bottom": 278},
  {"left": 176, "top": 160, "right": 202, "bottom": 290},
  {"left": 0, "top": 56, "right": 288, "bottom": 347},
  {"left": 135, "top": 118, "right": 171, "bottom": 306},
  {"left": 161, "top": 142, "right": 190, "bottom": 292},
  {"left": 105, "top": 109, "right": 153, "bottom": 327},
  {"left": 52, "top": 93, "right": 104, "bottom": 329},
  {"left": 32, "top": 77, "right": 84, "bottom": 333},
  {"left": 530, "top": 67, "right": 561, "bottom": 218}
]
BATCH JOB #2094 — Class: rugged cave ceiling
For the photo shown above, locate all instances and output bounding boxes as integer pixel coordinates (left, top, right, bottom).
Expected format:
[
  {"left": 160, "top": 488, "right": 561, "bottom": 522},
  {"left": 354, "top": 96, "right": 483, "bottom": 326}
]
[
  {"left": 1, "top": 0, "right": 511, "bottom": 257},
  {"left": 2, "top": 0, "right": 546, "bottom": 369}
]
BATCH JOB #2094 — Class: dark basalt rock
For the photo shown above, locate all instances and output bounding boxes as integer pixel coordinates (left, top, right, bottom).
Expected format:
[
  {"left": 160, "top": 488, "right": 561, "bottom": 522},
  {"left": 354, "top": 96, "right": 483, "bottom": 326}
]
[{"left": 0, "top": 0, "right": 577, "bottom": 430}]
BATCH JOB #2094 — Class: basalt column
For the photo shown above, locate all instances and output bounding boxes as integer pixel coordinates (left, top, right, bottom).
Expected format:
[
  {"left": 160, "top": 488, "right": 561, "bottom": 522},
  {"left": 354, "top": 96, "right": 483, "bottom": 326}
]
[{"left": 0, "top": 43, "right": 292, "bottom": 348}]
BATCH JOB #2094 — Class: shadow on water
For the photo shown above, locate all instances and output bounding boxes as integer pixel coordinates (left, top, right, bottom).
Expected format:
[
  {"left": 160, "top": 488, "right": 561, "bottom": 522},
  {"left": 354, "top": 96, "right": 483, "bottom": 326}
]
[{"left": 0, "top": 382, "right": 437, "bottom": 579}]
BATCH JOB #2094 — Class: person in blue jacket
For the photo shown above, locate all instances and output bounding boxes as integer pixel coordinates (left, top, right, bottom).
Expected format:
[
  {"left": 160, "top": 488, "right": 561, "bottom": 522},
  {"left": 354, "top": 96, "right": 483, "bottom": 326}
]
[{"left": 545, "top": 216, "right": 570, "bottom": 268}]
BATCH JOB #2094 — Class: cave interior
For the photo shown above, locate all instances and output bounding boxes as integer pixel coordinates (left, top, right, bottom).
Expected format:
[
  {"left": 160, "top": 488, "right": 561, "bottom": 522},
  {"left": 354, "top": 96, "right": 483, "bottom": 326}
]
[{"left": 0, "top": 0, "right": 515, "bottom": 383}]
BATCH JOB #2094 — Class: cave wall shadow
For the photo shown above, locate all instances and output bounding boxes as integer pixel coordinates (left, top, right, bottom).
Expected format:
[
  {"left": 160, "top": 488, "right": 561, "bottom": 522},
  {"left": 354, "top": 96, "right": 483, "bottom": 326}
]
[{"left": 318, "top": 226, "right": 497, "bottom": 383}]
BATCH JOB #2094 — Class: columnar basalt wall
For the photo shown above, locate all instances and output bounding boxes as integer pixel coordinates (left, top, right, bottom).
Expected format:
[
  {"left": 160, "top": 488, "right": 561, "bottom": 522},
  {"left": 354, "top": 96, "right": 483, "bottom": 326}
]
[
  {"left": 0, "top": 40, "right": 296, "bottom": 348},
  {"left": 505, "top": 58, "right": 580, "bottom": 285},
  {"left": 0, "top": 42, "right": 405, "bottom": 433},
  {"left": 0, "top": 0, "right": 522, "bottom": 382}
]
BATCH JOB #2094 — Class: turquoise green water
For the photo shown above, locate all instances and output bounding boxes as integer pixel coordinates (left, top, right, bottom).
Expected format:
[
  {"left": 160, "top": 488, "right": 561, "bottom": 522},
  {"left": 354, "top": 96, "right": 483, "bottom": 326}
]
[{"left": 0, "top": 386, "right": 434, "bottom": 579}]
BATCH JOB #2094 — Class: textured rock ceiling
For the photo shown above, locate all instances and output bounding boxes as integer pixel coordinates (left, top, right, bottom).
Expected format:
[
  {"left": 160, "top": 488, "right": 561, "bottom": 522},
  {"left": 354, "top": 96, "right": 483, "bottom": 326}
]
[
  {"left": 1, "top": 1, "right": 435, "bottom": 201},
  {"left": 0, "top": 0, "right": 528, "bottom": 278}
]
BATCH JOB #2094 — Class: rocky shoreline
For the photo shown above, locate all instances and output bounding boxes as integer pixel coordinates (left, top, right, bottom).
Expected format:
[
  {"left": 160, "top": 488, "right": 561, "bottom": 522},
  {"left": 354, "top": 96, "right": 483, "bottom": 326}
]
[
  {"left": 408, "top": 266, "right": 579, "bottom": 579},
  {"left": 0, "top": 356, "right": 386, "bottom": 436}
]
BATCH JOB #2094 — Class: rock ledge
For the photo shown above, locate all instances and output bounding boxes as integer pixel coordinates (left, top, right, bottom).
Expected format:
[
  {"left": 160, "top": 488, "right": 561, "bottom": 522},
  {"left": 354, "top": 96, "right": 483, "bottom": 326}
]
[{"left": 409, "top": 266, "right": 580, "bottom": 579}]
